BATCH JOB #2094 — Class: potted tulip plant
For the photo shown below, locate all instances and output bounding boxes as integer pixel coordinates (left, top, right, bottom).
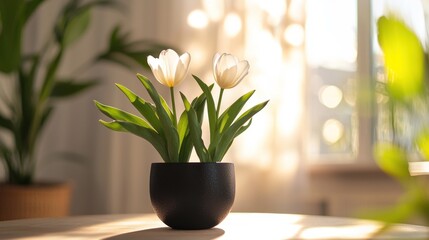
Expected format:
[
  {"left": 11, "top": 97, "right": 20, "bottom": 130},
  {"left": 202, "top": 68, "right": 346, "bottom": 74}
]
[
  {"left": 0, "top": 0, "right": 169, "bottom": 220},
  {"left": 95, "top": 49, "right": 268, "bottom": 229}
]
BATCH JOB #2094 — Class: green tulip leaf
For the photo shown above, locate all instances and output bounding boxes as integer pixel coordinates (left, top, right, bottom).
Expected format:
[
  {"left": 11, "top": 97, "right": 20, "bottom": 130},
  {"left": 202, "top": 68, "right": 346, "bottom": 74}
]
[
  {"left": 235, "top": 118, "right": 252, "bottom": 137},
  {"left": 193, "top": 75, "right": 217, "bottom": 142},
  {"left": 94, "top": 100, "right": 153, "bottom": 130},
  {"left": 159, "top": 95, "right": 174, "bottom": 122},
  {"left": 213, "top": 100, "right": 269, "bottom": 162},
  {"left": 181, "top": 93, "right": 210, "bottom": 162},
  {"left": 136, "top": 74, "right": 179, "bottom": 162},
  {"left": 177, "top": 111, "right": 189, "bottom": 145},
  {"left": 99, "top": 119, "right": 127, "bottom": 132},
  {"left": 115, "top": 83, "right": 162, "bottom": 133},
  {"left": 218, "top": 90, "right": 255, "bottom": 133},
  {"left": 177, "top": 89, "right": 209, "bottom": 163},
  {"left": 117, "top": 121, "right": 169, "bottom": 162},
  {"left": 178, "top": 134, "right": 193, "bottom": 163}
]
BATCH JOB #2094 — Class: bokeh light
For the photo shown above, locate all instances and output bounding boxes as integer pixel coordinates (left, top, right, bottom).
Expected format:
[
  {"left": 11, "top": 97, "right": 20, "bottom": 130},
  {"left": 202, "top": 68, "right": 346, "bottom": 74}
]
[
  {"left": 187, "top": 9, "right": 209, "bottom": 29},
  {"left": 223, "top": 13, "right": 242, "bottom": 37},
  {"left": 322, "top": 119, "right": 344, "bottom": 144},
  {"left": 283, "top": 24, "right": 305, "bottom": 47},
  {"left": 319, "top": 85, "right": 343, "bottom": 108}
]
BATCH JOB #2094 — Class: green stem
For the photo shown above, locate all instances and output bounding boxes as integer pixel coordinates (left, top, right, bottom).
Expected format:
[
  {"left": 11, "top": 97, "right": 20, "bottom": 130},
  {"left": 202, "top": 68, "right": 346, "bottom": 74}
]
[
  {"left": 216, "top": 88, "right": 224, "bottom": 118},
  {"left": 170, "top": 87, "right": 177, "bottom": 127}
]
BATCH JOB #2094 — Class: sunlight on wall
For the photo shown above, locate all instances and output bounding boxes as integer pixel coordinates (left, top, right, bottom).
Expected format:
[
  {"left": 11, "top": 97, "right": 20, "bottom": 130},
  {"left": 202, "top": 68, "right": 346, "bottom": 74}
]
[
  {"left": 186, "top": 0, "right": 306, "bottom": 173},
  {"left": 202, "top": 0, "right": 224, "bottom": 22},
  {"left": 241, "top": 0, "right": 305, "bottom": 171}
]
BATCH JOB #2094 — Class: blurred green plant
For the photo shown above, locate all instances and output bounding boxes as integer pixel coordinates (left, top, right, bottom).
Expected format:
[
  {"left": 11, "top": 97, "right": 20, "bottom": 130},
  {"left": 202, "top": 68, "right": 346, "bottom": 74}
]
[
  {"left": 0, "top": 0, "right": 169, "bottom": 185},
  {"left": 373, "top": 15, "right": 429, "bottom": 225}
]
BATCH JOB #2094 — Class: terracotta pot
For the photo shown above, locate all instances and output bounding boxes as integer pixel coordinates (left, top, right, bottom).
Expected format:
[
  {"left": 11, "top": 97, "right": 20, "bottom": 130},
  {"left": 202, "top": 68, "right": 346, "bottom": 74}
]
[
  {"left": 150, "top": 162, "right": 235, "bottom": 230},
  {"left": 0, "top": 182, "right": 71, "bottom": 220}
]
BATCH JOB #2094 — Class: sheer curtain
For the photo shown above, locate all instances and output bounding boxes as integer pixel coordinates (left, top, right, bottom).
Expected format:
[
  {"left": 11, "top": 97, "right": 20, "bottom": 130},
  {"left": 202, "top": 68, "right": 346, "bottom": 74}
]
[{"left": 14, "top": 0, "right": 313, "bottom": 215}]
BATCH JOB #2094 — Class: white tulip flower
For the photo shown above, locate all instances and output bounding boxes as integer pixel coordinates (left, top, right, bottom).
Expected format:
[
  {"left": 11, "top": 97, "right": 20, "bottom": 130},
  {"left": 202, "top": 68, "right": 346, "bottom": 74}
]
[
  {"left": 213, "top": 53, "right": 249, "bottom": 89},
  {"left": 147, "top": 49, "right": 191, "bottom": 87}
]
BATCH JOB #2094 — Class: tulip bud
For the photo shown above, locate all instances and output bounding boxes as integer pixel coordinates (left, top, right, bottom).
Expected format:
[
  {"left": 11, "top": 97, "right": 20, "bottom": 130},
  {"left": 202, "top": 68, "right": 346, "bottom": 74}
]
[
  {"left": 213, "top": 53, "right": 249, "bottom": 89},
  {"left": 147, "top": 49, "right": 191, "bottom": 87}
]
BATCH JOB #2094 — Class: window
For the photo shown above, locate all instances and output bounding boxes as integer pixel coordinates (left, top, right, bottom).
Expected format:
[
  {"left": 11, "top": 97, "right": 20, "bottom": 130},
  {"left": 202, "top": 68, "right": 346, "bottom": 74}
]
[
  {"left": 306, "top": 0, "right": 372, "bottom": 166},
  {"left": 307, "top": 0, "right": 427, "bottom": 168}
]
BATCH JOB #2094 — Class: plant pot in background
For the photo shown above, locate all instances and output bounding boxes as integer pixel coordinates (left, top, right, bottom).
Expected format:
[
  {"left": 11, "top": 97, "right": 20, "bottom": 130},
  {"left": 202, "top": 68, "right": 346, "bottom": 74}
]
[
  {"left": 150, "top": 162, "right": 235, "bottom": 230},
  {"left": 0, "top": 182, "right": 71, "bottom": 221}
]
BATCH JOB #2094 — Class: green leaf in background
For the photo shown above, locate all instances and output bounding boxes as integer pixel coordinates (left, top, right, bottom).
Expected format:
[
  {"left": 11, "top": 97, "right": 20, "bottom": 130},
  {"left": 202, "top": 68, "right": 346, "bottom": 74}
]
[
  {"left": 37, "top": 106, "right": 54, "bottom": 136},
  {"left": 374, "top": 143, "right": 410, "bottom": 182},
  {"left": 0, "top": 0, "right": 174, "bottom": 184},
  {"left": 98, "top": 26, "right": 172, "bottom": 70},
  {"left": 0, "top": 112, "right": 13, "bottom": 132},
  {"left": 23, "top": 0, "right": 45, "bottom": 23},
  {"left": 62, "top": 7, "right": 91, "bottom": 47},
  {"left": 416, "top": 129, "right": 429, "bottom": 161},
  {"left": 39, "top": 50, "right": 64, "bottom": 102},
  {"left": 377, "top": 16, "right": 424, "bottom": 101},
  {"left": 51, "top": 79, "right": 99, "bottom": 98},
  {"left": 0, "top": 0, "right": 24, "bottom": 73},
  {"left": 55, "top": 0, "right": 115, "bottom": 48}
]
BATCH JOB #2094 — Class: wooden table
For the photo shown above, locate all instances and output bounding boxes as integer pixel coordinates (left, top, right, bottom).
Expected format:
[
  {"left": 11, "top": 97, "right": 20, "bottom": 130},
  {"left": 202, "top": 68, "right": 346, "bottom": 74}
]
[{"left": 0, "top": 212, "right": 428, "bottom": 239}]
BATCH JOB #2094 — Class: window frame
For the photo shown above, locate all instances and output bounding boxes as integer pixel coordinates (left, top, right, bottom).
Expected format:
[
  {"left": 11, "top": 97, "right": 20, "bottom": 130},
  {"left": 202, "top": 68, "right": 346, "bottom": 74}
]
[{"left": 307, "top": 0, "right": 378, "bottom": 171}]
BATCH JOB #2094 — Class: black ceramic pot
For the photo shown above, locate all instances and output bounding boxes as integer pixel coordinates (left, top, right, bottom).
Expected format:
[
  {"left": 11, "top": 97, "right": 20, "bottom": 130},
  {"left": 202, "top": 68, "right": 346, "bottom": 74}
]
[{"left": 150, "top": 162, "right": 235, "bottom": 230}]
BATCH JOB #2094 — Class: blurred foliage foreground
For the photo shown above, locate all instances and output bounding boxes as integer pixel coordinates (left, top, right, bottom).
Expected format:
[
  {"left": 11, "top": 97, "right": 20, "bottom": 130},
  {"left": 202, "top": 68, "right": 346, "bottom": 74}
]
[{"left": 374, "top": 15, "right": 429, "bottom": 226}]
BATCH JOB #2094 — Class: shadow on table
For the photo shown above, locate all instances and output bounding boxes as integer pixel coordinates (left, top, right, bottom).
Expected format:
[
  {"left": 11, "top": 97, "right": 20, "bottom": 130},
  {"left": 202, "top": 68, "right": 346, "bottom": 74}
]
[{"left": 104, "top": 227, "right": 225, "bottom": 240}]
